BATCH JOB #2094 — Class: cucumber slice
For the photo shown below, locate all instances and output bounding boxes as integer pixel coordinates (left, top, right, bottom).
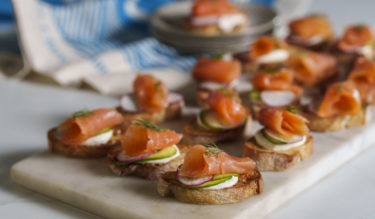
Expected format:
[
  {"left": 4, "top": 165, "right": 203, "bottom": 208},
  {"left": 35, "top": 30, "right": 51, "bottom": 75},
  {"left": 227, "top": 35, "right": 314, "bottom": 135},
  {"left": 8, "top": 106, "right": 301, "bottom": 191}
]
[
  {"left": 187, "top": 176, "right": 233, "bottom": 189},
  {"left": 95, "top": 127, "right": 112, "bottom": 136},
  {"left": 136, "top": 145, "right": 178, "bottom": 162},
  {"left": 213, "top": 173, "right": 240, "bottom": 180},
  {"left": 198, "top": 110, "right": 244, "bottom": 131},
  {"left": 261, "top": 129, "right": 287, "bottom": 145}
]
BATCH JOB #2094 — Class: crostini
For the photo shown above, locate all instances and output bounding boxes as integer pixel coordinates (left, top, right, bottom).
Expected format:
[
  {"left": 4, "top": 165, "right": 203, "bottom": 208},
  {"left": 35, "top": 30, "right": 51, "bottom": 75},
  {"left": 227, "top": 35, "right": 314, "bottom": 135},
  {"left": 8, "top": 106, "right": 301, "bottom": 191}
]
[
  {"left": 48, "top": 108, "right": 124, "bottom": 158},
  {"left": 247, "top": 67, "right": 302, "bottom": 118},
  {"left": 183, "top": 88, "right": 251, "bottom": 144},
  {"left": 300, "top": 81, "right": 367, "bottom": 132},
  {"left": 238, "top": 36, "right": 290, "bottom": 74},
  {"left": 186, "top": 0, "right": 248, "bottom": 35},
  {"left": 287, "top": 14, "right": 335, "bottom": 50},
  {"left": 107, "top": 120, "right": 193, "bottom": 180},
  {"left": 192, "top": 54, "right": 241, "bottom": 108},
  {"left": 243, "top": 107, "right": 313, "bottom": 171},
  {"left": 158, "top": 144, "right": 263, "bottom": 204},
  {"left": 118, "top": 74, "right": 184, "bottom": 126}
]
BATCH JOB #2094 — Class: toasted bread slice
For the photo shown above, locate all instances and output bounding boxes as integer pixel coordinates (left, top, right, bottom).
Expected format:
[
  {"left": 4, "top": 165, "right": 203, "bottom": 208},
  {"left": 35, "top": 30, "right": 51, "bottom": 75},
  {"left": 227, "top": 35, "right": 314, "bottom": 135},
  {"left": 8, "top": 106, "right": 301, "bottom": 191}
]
[
  {"left": 107, "top": 144, "right": 194, "bottom": 180},
  {"left": 243, "top": 136, "right": 313, "bottom": 171},
  {"left": 301, "top": 107, "right": 369, "bottom": 132},
  {"left": 182, "top": 119, "right": 249, "bottom": 144},
  {"left": 47, "top": 127, "right": 122, "bottom": 158},
  {"left": 157, "top": 170, "right": 263, "bottom": 204}
]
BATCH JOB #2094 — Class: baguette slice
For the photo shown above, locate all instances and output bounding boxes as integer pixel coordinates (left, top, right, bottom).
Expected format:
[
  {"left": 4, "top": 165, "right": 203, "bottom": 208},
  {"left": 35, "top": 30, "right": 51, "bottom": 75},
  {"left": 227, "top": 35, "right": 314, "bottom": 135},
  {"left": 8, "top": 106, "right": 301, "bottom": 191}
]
[
  {"left": 243, "top": 136, "right": 313, "bottom": 171},
  {"left": 107, "top": 144, "right": 194, "bottom": 180},
  {"left": 47, "top": 127, "right": 122, "bottom": 158},
  {"left": 182, "top": 118, "right": 249, "bottom": 144},
  {"left": 301, "top": 107, "right": 369, "bottom": 132},
  {"left": 157, "top": 170, "right": 263, "bottom": 204}
]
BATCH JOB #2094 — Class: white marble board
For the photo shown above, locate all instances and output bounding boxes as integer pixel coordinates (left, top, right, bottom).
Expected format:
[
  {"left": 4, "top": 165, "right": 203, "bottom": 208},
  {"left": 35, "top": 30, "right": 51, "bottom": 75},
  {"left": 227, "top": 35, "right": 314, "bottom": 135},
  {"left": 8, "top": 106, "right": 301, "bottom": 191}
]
[{"left": 10, "top": 107, "right": 375, "bottom": 219}]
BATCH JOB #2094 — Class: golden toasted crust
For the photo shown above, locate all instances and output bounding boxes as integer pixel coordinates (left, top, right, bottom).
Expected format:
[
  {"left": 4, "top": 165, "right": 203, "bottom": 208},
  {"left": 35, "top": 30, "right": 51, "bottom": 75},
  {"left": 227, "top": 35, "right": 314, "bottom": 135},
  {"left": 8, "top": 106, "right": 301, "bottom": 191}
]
[
  {"left": 107, "top": 144, "right": 194, "bottom": 180},
  {"left": 157, "top": 170, "right": 263, "bottom": 204},
  {"left": 47, "top": 127, "right": 122, "bottom": 158},
  {"left": 182, "top": 119, "right": 248, "bottom": 144},
  {"left": 197, "top": 89, "right": 211, "bottom": 109},
  {"left": 243, "top": 135, "right": 313, "bottom": 171},
  {"left": 301, "top": 107, "right": 368, "bottom": 132}
]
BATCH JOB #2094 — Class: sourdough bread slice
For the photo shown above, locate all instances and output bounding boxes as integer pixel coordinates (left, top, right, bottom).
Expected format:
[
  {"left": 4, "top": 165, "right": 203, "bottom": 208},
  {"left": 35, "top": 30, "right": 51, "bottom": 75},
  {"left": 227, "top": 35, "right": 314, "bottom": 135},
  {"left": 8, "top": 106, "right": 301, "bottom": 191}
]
[
  {"left": 107, "top": 144, "right": 194, "bottom": 180},
  {"left": 157, "top": 170, "right": 263, "bottom": 204},
  {"left": 47, "top": 127, "right": 122, "bottom": 158},
  {"left": 301, "top": 107, "right": 369, "bottom": 132},
  {"left": 243, "top": 135, "right": 313, "bottom": 171}
]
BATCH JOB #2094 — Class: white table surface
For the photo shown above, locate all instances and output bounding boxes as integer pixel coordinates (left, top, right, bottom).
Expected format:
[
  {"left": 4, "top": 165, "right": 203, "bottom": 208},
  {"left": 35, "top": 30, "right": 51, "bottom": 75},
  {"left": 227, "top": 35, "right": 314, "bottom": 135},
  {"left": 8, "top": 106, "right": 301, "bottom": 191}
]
[{"left": 2, "top": 0, "right": 375, "bottom": 218}]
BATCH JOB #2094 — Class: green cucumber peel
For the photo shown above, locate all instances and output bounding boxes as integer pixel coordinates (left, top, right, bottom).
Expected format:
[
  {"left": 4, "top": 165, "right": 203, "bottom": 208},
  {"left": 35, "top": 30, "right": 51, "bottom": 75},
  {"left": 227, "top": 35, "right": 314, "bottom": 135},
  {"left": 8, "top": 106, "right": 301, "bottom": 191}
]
[
  {"left": 184, "top": 175, "right": 235, "bottom": 189},
  {"left": 199, "top": 110, "right": 222, "bottom": 131},
  {"left": 261, "top": 129, "right": 287, "bottom": 145},
  {"left": 115, "top": 146, "right": 177, "bottom": 166}
]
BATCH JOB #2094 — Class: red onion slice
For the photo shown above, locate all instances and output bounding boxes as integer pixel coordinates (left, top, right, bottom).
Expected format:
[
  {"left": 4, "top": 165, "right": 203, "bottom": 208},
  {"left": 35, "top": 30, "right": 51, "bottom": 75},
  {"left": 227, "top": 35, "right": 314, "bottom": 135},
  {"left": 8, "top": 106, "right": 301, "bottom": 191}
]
[
  {"left": 191, "top": 15, "right": 220, "bottom": 27},
  {"left": 264, "top": 129, "right": 304, "bottom": 144},
  {"left": 176, "top": 165, "right": 214, "bottom": 187},
  {"left": 168, "top": 92, "right": 184, "bottom": 105},
  {"left": 120, "top": 93, "right": 139, "bottom": 113},
  {"left": 116, "top": 150, "right": 154, "bottom": 163}
]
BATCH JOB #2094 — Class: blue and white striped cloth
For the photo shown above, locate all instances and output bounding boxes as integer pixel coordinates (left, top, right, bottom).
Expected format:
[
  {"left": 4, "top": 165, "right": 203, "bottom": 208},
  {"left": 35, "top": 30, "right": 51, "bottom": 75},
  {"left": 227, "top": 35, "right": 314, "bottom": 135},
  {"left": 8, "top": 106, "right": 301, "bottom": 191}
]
[{"left": 11, "top": 0, "right": 307, "bottom": 95}]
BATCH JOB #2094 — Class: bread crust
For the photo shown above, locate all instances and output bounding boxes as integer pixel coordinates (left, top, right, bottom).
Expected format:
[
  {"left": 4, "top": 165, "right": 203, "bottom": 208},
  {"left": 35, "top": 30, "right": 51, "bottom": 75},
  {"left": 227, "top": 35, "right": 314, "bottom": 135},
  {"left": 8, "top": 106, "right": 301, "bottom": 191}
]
[
  {"left": 182, "top": 119, "right": 248, "bottom": 144},
  {"left": 301, "top": 107, "right": 368, "bottom": 132},
  {"left": 157, "top": 170, "right": 263, "bottom": 204},
  {"left": 107, "top": 144, "right": 194, "bottom": 180},
  {"left": 47, "top": 127, "right": 122, "bottom": 158},
  {"left": 243, "top": 135, "right": 313, "bottom": 171}
]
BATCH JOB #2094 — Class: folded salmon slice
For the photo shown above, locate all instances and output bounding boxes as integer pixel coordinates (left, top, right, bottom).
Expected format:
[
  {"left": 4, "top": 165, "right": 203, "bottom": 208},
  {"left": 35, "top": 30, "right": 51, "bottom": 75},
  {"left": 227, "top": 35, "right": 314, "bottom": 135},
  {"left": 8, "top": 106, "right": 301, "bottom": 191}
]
[
  {"left": 252, "top": 68, "right": 302, "bottom": 96},
  {"left": 250, "top": 36, "right": 287, "bottom": 59},
  {"left": 133, "top": 74, "right": 169, "bottom": 113},
  {"left": 259, "top": 107, "right": 309, "bottom": 138},
  {"left": 348, "top": 57, "right": 375, "bottom": 104},
  {"left": 288, "top": 51, "right": 337, "bottom": 86},
  {"left": 317, "top": 81, "right": 361, "bottom": 118},
  {"left": 122, "top": 123, "right": 182, "bottom": 156},
  {"left": 179, "top": 145, "right": 255, "bottom": 178},
  {"left": 289, "top": 14, "right": 334, "bottom": 40},
  {"left": 192, "top": 0, "right": 242, "bottom": 17},
  {"left": 193, "top": 57, "right": 241, "bottom": 84},
  {"left": 208, "top": 89, "right": 249, "bottom": 125},
  {"left": 58, "top": 108, "right": 124, "bottom": 146},
  {"left": 338, "top": 25, "right": 373, "bottom": 53}
]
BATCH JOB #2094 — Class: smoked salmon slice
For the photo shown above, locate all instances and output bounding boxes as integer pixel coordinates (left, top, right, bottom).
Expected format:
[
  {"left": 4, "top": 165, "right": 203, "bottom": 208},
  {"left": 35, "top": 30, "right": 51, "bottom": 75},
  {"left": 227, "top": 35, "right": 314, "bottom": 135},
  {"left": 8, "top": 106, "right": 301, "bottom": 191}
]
[
  {"left": 259, "top": 107, "right": 309, "bottom": 138},
  {"left": 58, "top": 108, "right": 124, "bottom": 146},
  {"left": 317, "top": 81, "right": 361, "bottom": 118},
  {"left": 288, "top": 50, "right": 337, "bottom": 86},
  {"left": 348, "top": 57, "right": 375, "bottom": 104},
  {"left": 252, "top": 68, "right": 302, "bottom": 96},
  {"left": 122, "top": 122, "right": 182, "bottom": 156},
  {"left": 192, "top": 0, "right": 242, "bottom": 17},
  {"left": 288, "top": 14, "right": 334, "bottom": 40},
  {"left": 338, "top": 25, "right": 373, "bottom": 53},
  {"left": 134, "top": 74, "right": 169, "bottom": 113},
  {"left": 250, "top": 36, "right": 288, "bottom": 59},
  {"left": 208, "top": 89, "right": 249, "bottom": 125},
  {"left": 193, "top": 57, "right": 241, "bottom": 84},
  {"left": 179, "top": 144, "right": 255, "bottom": 178}
]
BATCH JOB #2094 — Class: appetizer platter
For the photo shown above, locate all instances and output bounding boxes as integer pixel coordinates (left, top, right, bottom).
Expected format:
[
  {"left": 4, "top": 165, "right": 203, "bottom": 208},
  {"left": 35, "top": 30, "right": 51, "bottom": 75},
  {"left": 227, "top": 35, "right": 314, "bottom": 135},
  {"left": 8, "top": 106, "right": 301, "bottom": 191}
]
[{"left": 10, "top": 6, "right": 375, "bottom": 219}]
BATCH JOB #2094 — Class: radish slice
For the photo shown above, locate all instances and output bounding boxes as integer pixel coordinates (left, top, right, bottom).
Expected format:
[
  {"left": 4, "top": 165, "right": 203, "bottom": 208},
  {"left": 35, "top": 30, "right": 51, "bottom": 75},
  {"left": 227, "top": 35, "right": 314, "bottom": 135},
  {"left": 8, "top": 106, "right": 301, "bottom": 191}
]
[
  {"left": 168, "top": 92, "right": 184, "bottom": 105},
  {"left": 198, "top": 82, "right": 228, "bottom": 92},
  {"left": 116, "top": 151, "right": 154, "bottom": 163},
  {"left": 261, "top": 90, "right": 296, "bottom": 107},
  {"left": 120, "top": 94, "right": 138, "bottom": 113},
  {"left": 176, "top": 166, "right": 214, "bottom": 186},
  {"left": 264, "top": 129, "right": 304, "bottom": 144},
  {"left": 191, "top": 15, "right": 220, "bottom": 27}
]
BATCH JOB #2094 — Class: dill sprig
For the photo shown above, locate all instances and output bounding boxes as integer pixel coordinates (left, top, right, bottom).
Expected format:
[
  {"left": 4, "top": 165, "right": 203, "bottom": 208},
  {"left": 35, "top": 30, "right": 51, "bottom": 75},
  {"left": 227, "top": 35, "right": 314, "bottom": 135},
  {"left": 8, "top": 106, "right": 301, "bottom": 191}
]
[
  {"left": 134, "top": 119, "right": 166, "bottom": 131},
  {"left": 283, "top": 106, "right": 297, "bottom": 114},
  {"left": 204, "top": 142, "right": 223, "bottom": 157},
  {"left": 72, "top": 108, "right": 92, "bottom": 118},
  {"left": 217, "top": 88, "right": 235, "bottom": 98}
]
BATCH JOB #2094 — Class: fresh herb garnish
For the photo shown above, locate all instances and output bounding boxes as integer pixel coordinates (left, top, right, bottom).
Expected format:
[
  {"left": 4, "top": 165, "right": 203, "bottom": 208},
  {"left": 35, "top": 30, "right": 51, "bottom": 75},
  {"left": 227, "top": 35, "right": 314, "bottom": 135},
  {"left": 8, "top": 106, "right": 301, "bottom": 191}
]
[
  {"left": 204, "top": 142, "right": 223, "bottom": 157},
  {"left": 134, "top": 119, "right": 166, "bottom": 131},
  {"left": 248, "top": 90, "right": 260, "bottom": 100},
  {"left": 361, "top": 103, "right": 367, "bottom": 109},
  {"left": 283, "top": 106, "right": 297, "bottom": 113},
  {"left": 217, "top": 88, "right": 235, "bottom": 98},
  {"left": 72, "top": 109, "right": 93, "bottom": 118},
  {"left": 262, "top": 67, "right": 279, "bottom": 74},
  {"left": 211, "top": 52, "right": 226, "bottom": 60}
]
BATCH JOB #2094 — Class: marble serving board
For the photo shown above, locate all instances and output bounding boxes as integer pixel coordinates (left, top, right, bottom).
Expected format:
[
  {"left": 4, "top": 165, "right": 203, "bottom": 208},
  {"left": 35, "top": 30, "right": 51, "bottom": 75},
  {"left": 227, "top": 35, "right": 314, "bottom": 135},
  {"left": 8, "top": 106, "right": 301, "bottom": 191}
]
[{"left": 10, "top": 107, "right": 375, "bottom": 219}]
